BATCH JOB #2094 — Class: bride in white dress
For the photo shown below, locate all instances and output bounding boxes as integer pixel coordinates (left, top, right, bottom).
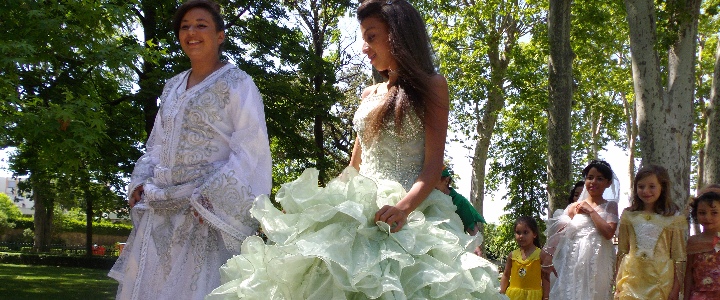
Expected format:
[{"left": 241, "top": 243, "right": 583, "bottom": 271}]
[
  {"left": 207, "top": 1, "right": 504, "bottom": 299},
  {"left": 542, "top": 160, "right": 619, "bottom": 300}
]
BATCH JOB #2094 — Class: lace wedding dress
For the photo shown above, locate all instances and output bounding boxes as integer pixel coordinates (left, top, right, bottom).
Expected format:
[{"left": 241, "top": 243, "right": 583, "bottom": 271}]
[
  {"left": 546, "top": 202, "right": 618, "bottom": 300},
  {"left": 207, "top": 89, "right": 505, "bottom": 299}
]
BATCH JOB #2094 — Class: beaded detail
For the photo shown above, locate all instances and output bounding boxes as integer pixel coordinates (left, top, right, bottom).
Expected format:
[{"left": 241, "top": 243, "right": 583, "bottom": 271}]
[
  {"left": 353, "top": 89, "right": 424, "bottom": 191},
  {"left": 628, "top": 212, "right": 675, "bottom": 259}
]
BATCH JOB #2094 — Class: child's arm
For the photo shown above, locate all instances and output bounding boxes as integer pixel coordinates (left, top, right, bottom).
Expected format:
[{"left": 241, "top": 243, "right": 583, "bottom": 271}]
[
  {"left": 683, "top": 253, "right": 693, "bottom": 300},
  {"left": 670, "top": 270, "right": 682, "bottom": 300},
  {"left": 577, "top": 201, "right": 617, "bottom": 240},
  {"left": 614, "top": 214, "right": 629, "bottom": 297},
  {"left": 499, "top": 253, "right": 512, "bottom": 294},
  {"left": 541, "top": 267, "right": 550, "bottom": 300},
  {"left": 683, "top": 236, "right": 697, "bottom": 300}
]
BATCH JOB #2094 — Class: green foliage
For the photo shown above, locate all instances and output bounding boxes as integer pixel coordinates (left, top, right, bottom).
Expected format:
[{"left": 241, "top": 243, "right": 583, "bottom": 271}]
[
  {"left": 0, "top": 194, "right": 22, "bottom": 220},
  {"left": 58, "top": 218, "right": 132, "bottom": 236},
  {"left": 0, "top": 211, "right": 15, "bottom": 236},
  {"left": 0, "top": 194, "right": 24, "bottom": 234},
  {"left": 10, "top": 215, "right": 131, "bottom": 236},
  {"left": 483, "top": 214, "right": 547, "bottom": 268},
  {"left": 570, "top": 0, "right": 631, "bottom": 160},
  {"left": 11, "top": 217, "right": 33, "bottom": 231},
  {"left": 1, "top": 0, "right": 143, "bottom": 250}
]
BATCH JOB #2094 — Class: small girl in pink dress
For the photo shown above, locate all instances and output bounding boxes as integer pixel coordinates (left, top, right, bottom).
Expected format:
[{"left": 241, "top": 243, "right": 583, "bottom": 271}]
[{"left": 685, "top": 189, "right": 720, "bottom": 300}]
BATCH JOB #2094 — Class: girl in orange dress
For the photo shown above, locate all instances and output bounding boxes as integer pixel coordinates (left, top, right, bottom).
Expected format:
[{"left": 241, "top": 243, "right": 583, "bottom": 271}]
[
  {"left": 685, "top": 190, "right": 720, "bottom": 300},
  {"left": 500, "top": 216, "right": 549, "bottom": 300}
]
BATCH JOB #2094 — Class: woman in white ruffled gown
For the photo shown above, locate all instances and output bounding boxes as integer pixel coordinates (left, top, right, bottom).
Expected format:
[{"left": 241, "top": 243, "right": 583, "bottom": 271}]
[
  {"left": 207, "top": 1, "right": 504, "bottom": 299},
  {"left": 541, "top": 160, "right": 619, "bottom": 300}
]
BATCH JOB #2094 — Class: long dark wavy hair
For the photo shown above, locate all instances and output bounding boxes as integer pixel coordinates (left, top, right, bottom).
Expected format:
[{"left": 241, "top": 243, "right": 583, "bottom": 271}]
[
  {"left": 627, "top": 165, "right": 678, "bottom": 216},
  {"left": 357, "top": 0, "right": 438, "bottom": 140}
]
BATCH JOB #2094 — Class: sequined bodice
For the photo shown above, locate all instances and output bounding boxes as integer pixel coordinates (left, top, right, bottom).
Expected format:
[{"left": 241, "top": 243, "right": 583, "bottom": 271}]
[{"left": 353, "top": 89, "right": 424, "bottom": 191}]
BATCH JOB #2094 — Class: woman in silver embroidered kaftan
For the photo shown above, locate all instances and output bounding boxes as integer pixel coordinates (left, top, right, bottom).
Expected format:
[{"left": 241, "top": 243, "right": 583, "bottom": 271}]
[{"left": 108, "top": 1, "right": 271, "bottom": 299}]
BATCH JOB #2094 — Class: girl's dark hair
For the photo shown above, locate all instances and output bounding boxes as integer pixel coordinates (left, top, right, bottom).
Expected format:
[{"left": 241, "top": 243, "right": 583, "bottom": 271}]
[
  {"left": 515, "top": 216, "right": 541, "bottom": 248},
  {"left": 582, "top": 159, "right": 613, "bottom": 179},
  {"left": 566, "top": 181, "right": 585, "bottom": 206},
  {"left": 173, "top": 0, "right": 225, "bottom": 39},
  {"left": 357, "top": 0, "right": 438, "bottom": 140},
  {"left": 627, "top": 165, "right": 678, "bottom": 216},
  {"left": 690, "top": 191, "right": 720, "bottom": 221}
]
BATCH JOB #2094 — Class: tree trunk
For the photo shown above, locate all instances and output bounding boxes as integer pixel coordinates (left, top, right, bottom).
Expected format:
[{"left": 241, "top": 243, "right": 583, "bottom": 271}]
[
  {"left": 706, "top": 35, "right": 720, "bottom": 185},
  {"left": 469, "top": 10, "right": 517, "bottom": 216},
  {"left": 314, "top": 113, "right": 326, "bottom": 184},
  {"left": 32, "top": 178, "right": 53, "bottom": 252},
  {"left": 624, "top": 0, "right": 700, "bottom": 207},
  {"left": 547, "top": 0, "right": 574, "bottom": 214},
  {"left": 138, "top": 0, "right": 161, "bottom": 139},
  {"left": 470, "top": 80, "right": 504, "bottom": 223},
  {"left": 85, "top": 195, "right": 93, "bottom": 256},
  {"left": 621, "top": 91, "right": 637, "bottom": 189}
]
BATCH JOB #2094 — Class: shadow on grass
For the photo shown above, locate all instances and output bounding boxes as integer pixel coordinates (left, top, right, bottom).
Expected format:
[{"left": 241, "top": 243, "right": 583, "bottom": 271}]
[{"left": 0, "top": 263, "right": 117, "bottom": 300}]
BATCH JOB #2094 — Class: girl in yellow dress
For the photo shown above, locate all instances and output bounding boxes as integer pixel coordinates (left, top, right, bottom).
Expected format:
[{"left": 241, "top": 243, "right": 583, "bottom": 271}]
[
  {"left": 500, "top": 216, "right": 549, "bottom": 300},
  {"left": 614, "top": 165, "right": 687, "bottom": 300}
]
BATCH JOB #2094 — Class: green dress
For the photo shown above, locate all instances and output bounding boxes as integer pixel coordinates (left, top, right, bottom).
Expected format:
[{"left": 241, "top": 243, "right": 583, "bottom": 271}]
[
  {"left": 207, "top": 88, "right": 505, "bottom": 299},
  {"left": 448, "top": 188, "right": 486, "bottom": 232}
]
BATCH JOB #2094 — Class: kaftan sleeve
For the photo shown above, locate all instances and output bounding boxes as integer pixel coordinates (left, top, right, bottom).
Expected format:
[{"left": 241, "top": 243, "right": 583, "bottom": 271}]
[
  {"left": 190, "top": 72, "right": 272, "bottom": 253},
  {"left": 126, "top": 82, "right": 172, "bottom": 201}
]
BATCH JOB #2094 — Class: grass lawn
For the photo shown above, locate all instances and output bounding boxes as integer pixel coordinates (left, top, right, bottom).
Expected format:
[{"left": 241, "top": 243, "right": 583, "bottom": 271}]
[{"left": 0, "top": 263, "right": 117, "bottom": 300}]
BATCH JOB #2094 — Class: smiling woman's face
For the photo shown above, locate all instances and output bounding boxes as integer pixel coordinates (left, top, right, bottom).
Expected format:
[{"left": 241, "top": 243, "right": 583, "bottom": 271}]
[
  {"left": 360, "top": 16, "right": 398, "bottom": 72},
  {"left": 178, "top": 7, "right": 224, "bottom": 61}
]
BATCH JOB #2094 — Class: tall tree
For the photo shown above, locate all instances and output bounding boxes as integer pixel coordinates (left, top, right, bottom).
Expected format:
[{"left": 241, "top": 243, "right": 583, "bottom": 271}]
[
  {"left": 0, "top": 0, "right": 142, "bottom": 251},
  {"left": 706, "top": 36, "right": 720, "bottom": 185},
  {"left": 283, "top": 0, "right": 353, "bottom": 184},
  {"left": 547, "top": 0, "right": 574, "bottom": 213},
  {"left": 623, "top": 0, "right": 701, "bottom": 206},
  {"left": 419, "top": 0, "right": 537, "bottom": 217},
  {"left": 571, "top": 0, "right": 631, "bottom": 186}
]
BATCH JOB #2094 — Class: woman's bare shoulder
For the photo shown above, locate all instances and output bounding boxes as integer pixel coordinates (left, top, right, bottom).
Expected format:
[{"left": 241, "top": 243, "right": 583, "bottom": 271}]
[{"left": 361, "top": 83, "right": 385, "bottom": 100}]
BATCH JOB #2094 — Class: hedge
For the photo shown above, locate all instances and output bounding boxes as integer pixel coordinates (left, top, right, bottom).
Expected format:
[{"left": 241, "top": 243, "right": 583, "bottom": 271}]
[
  {"left": 10, "top": 217, "right": 132, "bottom": 236},
  {"left": 0, "top": 252, "right": 117, "bottom": 270}
]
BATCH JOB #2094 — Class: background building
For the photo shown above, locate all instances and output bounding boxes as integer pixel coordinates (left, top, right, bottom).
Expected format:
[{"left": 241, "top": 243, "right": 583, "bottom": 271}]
[{"left": 0, "top": 177, "right": 33, "bottom": 216}]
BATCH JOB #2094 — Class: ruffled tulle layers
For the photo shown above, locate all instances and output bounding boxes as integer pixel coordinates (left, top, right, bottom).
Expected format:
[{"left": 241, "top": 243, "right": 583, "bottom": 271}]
[{"left": 207, "top": 168, "right": 504, "bottom": 299}]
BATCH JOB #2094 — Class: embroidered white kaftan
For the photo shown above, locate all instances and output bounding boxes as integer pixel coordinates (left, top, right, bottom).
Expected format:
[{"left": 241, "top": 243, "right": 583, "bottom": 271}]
[{"left": 108, "top": 63, "right": 272, "bottom": 300}]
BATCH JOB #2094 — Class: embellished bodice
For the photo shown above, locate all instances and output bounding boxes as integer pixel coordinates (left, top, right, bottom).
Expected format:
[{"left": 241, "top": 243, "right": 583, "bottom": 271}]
[
  {"left": 616, "top": 211, "right": 686, "bottom": 261},
  {"left": 690, "top": 250, "right": 720, "bottom": 292},
  {"left": 353, "top": 88, "right": 424, "bottom": 191}
]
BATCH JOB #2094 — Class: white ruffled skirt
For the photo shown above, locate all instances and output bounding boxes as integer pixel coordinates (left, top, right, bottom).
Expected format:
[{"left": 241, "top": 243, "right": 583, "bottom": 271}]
[{"left": 207, "top": 167, "right": 505, "bottom": 299}]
